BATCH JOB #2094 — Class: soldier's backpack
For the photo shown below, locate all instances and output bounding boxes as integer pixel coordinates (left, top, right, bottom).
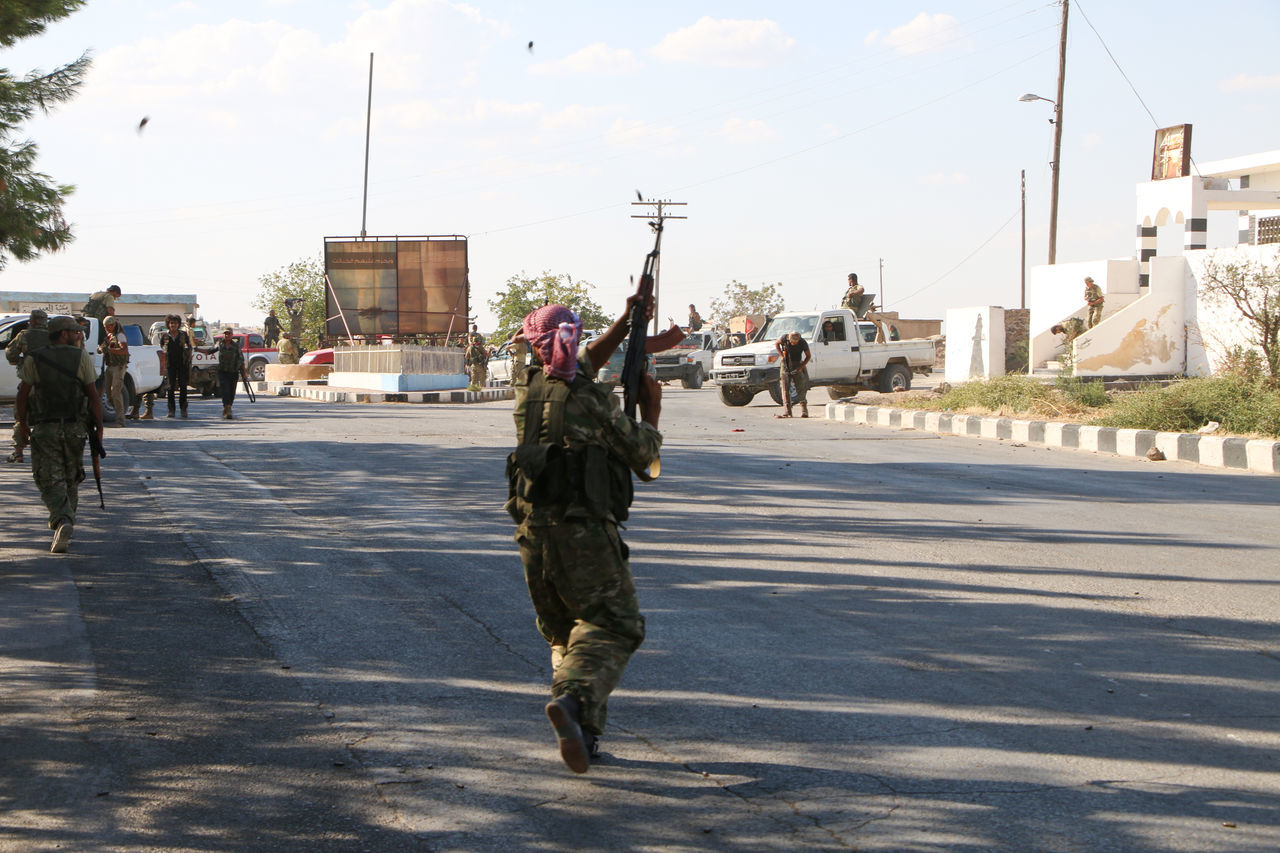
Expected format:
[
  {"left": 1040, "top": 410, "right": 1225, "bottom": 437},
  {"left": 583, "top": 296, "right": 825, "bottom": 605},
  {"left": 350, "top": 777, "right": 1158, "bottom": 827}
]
[{"left": 82, "top": 291, "right": 111, "bottom": 320}]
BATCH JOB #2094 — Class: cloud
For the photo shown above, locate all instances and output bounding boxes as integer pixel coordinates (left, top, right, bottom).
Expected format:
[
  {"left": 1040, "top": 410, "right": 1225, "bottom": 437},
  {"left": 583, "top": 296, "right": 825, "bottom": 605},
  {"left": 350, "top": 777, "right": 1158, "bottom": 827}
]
[
  {"left": 916, "top": 172, "right": 969, "bottom": 186},
  {"left": 867, "top": 12, "right": 962, "bottom": 56},
  {"left": 528, "top": 43, "right": 640, "bottom": 76},
  {"left": 606, "top": 118, "right": 682, "bottom": 149},
  {"left": 652, "top": 16, "right": 795, "bottom": 68},
  {"left": 720, "top": 118, "right": 776, "bottom": 144},
  {"left": 1220, "top": 73, "right": 1280, "bottom": 92}
]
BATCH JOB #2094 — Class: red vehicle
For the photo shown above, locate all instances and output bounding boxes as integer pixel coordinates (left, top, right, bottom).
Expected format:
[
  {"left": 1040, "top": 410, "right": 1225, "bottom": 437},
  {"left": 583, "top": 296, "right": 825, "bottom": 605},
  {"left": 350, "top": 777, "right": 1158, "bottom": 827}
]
[{"left": 299, "top": 347, "right": 333, "bottom": 365}]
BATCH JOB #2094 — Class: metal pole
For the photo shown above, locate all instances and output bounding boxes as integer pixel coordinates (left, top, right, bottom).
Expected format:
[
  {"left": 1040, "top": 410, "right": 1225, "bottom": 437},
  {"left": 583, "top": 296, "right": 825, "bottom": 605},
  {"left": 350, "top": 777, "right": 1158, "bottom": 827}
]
[
  {"left": 1048, "top": 0, "right": 1068, "bottom": 264},
  {"left": 360, "top": 53, "right": 373, "bottom": 239},
  {"left": 878, "top": 258, "right": 884, "bottom": 310},
  {"left": 1021, "top": 169, "right": 1027, "bottom": 308}
]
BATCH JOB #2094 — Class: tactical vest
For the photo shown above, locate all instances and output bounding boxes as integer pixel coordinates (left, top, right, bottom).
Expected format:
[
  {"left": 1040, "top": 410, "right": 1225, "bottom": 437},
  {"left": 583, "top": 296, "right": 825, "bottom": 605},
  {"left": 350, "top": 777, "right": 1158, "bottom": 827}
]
[
  {"left": 506, "top": 368, "right": 633, "bottom": 523},
  {"left": 83, "top": 291, "right": 111, "bottom": 320},
  {"left": 28, "top": 347, "right": 89, "bottom": 424},
  {"left": 5, "top": 327, "right": 50, "bottom": 365},
  {"left": 105, "top": 336, "right": 129, "bottom": 367}
]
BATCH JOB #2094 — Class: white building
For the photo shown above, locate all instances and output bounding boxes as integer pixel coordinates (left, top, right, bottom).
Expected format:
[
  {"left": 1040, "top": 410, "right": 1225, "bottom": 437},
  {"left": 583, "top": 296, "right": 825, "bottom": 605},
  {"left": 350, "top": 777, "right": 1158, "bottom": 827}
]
[{"left": 947, "top": 147, "right": 1280, "bottom": 382}]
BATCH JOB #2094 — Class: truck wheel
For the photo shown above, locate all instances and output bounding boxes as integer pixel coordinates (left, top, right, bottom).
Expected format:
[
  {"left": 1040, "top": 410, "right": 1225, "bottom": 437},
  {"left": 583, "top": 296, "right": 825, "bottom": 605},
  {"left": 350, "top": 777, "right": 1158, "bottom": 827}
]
[
  {"left": 718, "top": 385, "right": 754, "bottom": 407},
  {"left": 767, "top": 382, "right": 800, "bottom": 406},
  {"left": 249, "top": 359, "right": 267, "bottom": 381},
  {"left": 828, "top": 385, "right": 859, "bottom": 400},
  {"left": 878, "top": 364, "right": 911, "bottom": 393},
  {"left": 681, "top": 366, "right": 704, "bottom": 389}
]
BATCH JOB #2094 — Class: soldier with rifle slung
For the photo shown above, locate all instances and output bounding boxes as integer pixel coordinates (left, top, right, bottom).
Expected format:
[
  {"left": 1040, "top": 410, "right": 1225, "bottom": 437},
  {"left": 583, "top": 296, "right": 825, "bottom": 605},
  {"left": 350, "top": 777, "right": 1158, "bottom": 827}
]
[
  {"left": 6, "top": 308, "right": 51, "bottom": 463},
  {"left": 14, "top": 317, "right": 105, "bottom": 553}
]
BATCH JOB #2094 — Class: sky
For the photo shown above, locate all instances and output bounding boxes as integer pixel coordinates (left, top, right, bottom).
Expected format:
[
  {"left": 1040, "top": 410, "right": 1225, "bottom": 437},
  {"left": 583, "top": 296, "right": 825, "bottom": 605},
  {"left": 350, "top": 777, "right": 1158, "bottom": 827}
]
[{"left": 3, "top": 0, "right": 1279, "bottom": 331}]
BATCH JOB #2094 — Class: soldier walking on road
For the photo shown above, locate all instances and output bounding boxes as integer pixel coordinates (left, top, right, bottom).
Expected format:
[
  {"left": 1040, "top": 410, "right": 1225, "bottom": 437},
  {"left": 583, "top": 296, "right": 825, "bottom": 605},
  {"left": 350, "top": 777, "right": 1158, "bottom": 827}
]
[
  {"left": 101, "top": 316, "right": 130, "bottom": 428},
  {"left": 159, "top": 314, "right": 194, "bottom": 417},
  {"left": 6, "top": 309, "right": 51, "bottom": 463},
  {"left": 13, "top": 317, "right": 104, "bottom": 553},
  {"left": 465, "top": 333, "right": 488, "bottom": 391},
  {"left": 200, "top": 328, "right": 249, "bottom": 420},
  {"left": 775, "top": 331, "right": 811, "bottom": 418},
  {"left": 506, "top": 291, "right": 663, "bottom": 774}
]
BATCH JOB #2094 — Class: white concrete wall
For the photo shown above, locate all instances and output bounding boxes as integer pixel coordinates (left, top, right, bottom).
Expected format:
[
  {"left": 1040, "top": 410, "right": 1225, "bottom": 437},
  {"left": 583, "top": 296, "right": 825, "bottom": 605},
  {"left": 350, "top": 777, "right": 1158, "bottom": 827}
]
[
  {"left": 1071, "top": 255, "right": 1187, "bottom": 377},
  {"left": 1185, "top": 244, "right": 1280, "bottom": 375},
  {"left": 1029, "top": 258, "right": 1139, "bottom": 368},
  {"left": 944, "top": 306, "right": 1005, "bottom": 382}
]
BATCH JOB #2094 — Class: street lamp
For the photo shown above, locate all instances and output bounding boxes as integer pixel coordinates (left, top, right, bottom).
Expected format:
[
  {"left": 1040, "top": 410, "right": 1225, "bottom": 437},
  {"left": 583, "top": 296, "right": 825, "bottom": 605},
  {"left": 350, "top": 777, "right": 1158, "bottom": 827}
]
[{"left": 1020, "top": 92, "right": 1064, "bottom": 264}]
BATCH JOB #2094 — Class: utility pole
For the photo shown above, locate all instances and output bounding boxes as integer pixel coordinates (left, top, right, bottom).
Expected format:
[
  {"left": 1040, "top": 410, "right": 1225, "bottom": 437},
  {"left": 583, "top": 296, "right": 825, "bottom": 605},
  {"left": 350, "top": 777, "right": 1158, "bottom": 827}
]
[
  {"left": 1021, "top": 169, "right": 1027, "bottom": 308},
  {"left": 360, "top": 52, "right": 374, "bottom": 239},
  {"left": 630, "top": 197, "right": 687, "bottom": 333},
  {"left": 1048, "top": 0, "right": 1068, "bottom": 264},
  {"left": 878, "top": 258, "right": 884, "bottom": 311}
]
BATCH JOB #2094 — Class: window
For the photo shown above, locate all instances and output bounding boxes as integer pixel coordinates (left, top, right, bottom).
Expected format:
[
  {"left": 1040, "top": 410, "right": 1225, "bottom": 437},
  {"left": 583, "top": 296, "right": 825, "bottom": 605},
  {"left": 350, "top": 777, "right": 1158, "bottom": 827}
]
[
  {"left": 248, "top": 334, "right": 265, "bottom": 348},
  {"left": 860, "top": 325, "right": 878, "bottom": 344},
  {"left": 821, "top": 318, "right": 846, "bottom": 342}
]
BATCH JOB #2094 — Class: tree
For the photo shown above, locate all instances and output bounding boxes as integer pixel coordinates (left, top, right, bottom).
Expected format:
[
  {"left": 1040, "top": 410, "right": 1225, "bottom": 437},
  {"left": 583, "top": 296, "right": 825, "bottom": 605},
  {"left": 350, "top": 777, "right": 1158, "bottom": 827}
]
[
  {"left": 1201, "top": 253, "right": 1280, "bottom": 380},
  {"left": 707, "top": 280, "right": 786, "bottom": 330},
  {"left": 251, "top": 257, "right": 326, "bottom": 352},
  {"left": 0, "top": 2, "right": 90, "bottom": 270},
  {"left": 487, "top": 271, "right": 611, "bottom": 342}
]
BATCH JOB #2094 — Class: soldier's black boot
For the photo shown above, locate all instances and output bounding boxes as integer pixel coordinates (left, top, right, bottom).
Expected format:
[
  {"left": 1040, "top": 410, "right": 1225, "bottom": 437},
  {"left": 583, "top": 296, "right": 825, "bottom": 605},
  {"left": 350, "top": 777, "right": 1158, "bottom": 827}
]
[
  {"left": 180, "top": 405, "right": 188, "bottom": 418},
  {"left": 545, "top": 694, "right": 591, "bottom": 774},
  {"left": 167, "top": 404, "right": 176, "bottom": 418}
]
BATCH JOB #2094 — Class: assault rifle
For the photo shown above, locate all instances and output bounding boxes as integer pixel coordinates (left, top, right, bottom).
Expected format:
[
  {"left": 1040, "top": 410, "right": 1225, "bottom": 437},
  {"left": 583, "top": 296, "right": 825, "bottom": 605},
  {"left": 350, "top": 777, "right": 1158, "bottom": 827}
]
[
  {"left": 88, "top": 421, "right": 106, "bottom": 509},
  {"left": 621, "top": 218, "right": 662, "bottom": 422}
]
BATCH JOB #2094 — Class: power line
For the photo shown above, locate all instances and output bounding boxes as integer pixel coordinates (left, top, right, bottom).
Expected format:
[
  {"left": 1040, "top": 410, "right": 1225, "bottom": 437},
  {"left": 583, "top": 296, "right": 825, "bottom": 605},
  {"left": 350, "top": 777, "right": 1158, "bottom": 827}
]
[{"left": 896, "top": 208, "right": 1021, "bottom": 304}]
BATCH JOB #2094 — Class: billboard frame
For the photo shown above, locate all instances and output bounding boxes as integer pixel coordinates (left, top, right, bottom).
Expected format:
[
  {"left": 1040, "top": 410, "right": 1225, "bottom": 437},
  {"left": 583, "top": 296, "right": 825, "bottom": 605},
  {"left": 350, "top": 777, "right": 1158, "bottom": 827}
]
[{"left": 323, "top": 235, "right": 470, "bottom": 342}]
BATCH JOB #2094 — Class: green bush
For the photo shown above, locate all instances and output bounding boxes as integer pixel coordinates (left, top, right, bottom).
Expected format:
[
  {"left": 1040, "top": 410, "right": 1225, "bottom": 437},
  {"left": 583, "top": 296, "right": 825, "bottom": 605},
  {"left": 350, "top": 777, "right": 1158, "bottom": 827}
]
[
  {"left": 937, "top": 374, "right": 1053, "bottom": 411},
  {"left": 1055, "top": 374, "right": 1108, "bottom": 408},
  {"left": 1096, "top": 376, "right": 1280, "bottom": 437}
]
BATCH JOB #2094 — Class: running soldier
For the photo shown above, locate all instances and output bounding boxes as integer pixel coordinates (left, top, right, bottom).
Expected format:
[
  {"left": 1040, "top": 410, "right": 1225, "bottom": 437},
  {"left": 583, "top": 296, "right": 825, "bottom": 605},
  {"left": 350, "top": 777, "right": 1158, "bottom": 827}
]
[
  {"left": 14, "top": 316, "right": 104, "bottom": 553},
  {"left": 507, "top": 292, "right": 662, "bottom": 774},
  {"left": 5, "top": 309, "right": 51, "bottom": 463},
  {"left": 1084, "top": 276, "right": 1105, "bottom": 328}
]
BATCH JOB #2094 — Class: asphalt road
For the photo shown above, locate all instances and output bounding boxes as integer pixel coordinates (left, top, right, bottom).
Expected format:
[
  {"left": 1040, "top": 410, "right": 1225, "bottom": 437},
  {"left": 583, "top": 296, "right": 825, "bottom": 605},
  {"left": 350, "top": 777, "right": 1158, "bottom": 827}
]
[{"left": 1, "top": 387, "right": 1278, "bottom": 852}]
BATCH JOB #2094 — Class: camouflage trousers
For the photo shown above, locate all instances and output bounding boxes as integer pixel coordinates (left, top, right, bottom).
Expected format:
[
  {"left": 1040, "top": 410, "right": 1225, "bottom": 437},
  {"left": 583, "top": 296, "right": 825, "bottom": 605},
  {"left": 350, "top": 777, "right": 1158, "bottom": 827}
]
[
  {"left": 11, "top": 421, "right": 29, "bottom": 455},
  {"left": 1087, "top": 304, "right": 1104, "bottom": 328},
  {"left": 105, "top": 364, "right": 126, "bottom": 423},
  {"left": 30, "top": 421, "right": 87, "bottom": 530},
  {"left": 468, "top": 363, "right": 487, "bottom": 390},
  {"left": 517, "top": 520, "right": 645, "bottom": 735}
]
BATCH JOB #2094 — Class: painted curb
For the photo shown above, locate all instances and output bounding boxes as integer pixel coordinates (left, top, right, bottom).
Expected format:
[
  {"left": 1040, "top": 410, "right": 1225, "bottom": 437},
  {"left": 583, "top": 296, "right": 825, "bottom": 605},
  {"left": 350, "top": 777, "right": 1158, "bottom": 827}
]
[
  {"left": 263, "top": 382, "right": 513, "bottom": 405},
  {"left": 823, "top": 402, "right": 1279, "bottom": 474}
]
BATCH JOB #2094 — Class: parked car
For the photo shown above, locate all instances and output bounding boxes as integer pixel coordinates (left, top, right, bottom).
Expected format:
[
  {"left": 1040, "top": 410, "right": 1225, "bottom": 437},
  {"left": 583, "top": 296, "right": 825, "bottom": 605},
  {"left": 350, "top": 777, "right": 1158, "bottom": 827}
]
[
  {"left": 299, "top": 348, "right": 333, "bottom": 365},
  {"left": 190, "top": 332, "right": 279, "bottom": 394},
  {"left": 596, "top": 339, "right": 657, "bottom": 390},
  {"left": 652, "top": 330, "right": 718, "bottom": 388}
]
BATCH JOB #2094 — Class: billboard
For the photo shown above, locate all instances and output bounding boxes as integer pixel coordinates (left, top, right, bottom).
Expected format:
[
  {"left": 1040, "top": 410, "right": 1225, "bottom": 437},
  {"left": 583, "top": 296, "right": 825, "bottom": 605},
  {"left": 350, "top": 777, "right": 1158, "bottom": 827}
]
[
  {"left": 323, "top": 236, "right": 469, "bottom": 338},
  {"left": 1151, "top": 124, "right": 1192, "bottom": 181}
]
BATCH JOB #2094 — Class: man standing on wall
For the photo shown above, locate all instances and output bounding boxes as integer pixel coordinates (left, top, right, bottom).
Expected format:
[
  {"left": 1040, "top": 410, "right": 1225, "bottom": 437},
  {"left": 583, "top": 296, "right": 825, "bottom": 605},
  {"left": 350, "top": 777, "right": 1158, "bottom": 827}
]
[
  {"left": 263, "top": 309, "right": 281, "bottom": 347},
  {"left": 14, "top": 317, "right": 104, "bottom": 553}
]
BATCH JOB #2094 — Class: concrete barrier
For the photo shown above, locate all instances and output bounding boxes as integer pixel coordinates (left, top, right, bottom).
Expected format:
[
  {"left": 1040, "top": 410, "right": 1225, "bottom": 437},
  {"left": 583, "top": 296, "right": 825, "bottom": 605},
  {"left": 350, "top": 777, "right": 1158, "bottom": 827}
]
[{"left": 823, "top": 401, "right": 1279, "bottom": 474}]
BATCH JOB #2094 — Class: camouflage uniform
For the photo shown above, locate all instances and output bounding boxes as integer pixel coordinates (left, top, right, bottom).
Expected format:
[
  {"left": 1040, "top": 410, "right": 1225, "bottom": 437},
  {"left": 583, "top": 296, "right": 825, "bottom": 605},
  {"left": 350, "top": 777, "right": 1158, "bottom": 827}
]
[
  {"left": 18, "top": 344, "right": 97, "bottom": 532},
  {"left": 82, "top": 290, "right": 116, "bottom": 321},
  {"left": 506, "top": 348, "right": 662, "bottom": 737},
  {"left": 1059, "top": 316, "right": 1087, "bottom": 343},
  {"left": 278, "top": 336, "right": 300, "bottom": 364},
  {"left": 511, "top": 337, "right": 529, "bottom": 384},
  {"left": 1084, "top": 280, "right": 1105, "bottom": 328},
  {"left": 6, "top": 311, "right": 51, "bottom": 461},
  {"left": 465, "top": 337, "right": 488, "bottom": 391}
]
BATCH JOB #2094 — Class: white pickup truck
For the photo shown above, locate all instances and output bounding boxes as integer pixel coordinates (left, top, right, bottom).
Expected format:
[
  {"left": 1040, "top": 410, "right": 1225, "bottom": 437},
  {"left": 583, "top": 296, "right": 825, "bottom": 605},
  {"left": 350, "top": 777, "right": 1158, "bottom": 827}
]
[
  {"left": 709, "top": 308, "right": 937, "bottom": 407},
  {"left": 0, "top": 314, "right": 165, "bottom": 420},
  {"left": 652, "top": 330, "right": 718, "bottom": 389}
]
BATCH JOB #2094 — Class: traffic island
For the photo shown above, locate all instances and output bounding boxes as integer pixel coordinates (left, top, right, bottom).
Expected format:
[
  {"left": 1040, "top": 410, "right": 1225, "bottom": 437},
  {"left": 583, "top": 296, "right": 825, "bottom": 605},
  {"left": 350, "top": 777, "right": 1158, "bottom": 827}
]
[
  {"left": 265, "top": 383, "right": 512, "bottom": 404},
  {"left": 825, "top": 401, "right": 1280, "bottom": 474}
]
